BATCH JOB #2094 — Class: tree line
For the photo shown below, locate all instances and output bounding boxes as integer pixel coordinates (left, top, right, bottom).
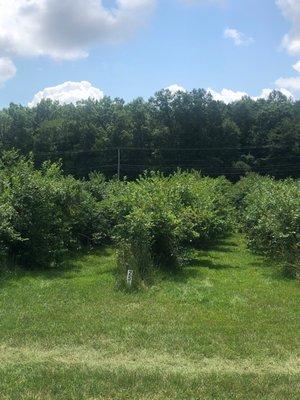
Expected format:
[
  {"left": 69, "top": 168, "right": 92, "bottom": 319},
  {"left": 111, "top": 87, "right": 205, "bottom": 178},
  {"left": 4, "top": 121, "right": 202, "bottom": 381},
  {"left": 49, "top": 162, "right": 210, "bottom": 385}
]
[{"left": 0, "top": 89, "right": 299, "bottom": 179}]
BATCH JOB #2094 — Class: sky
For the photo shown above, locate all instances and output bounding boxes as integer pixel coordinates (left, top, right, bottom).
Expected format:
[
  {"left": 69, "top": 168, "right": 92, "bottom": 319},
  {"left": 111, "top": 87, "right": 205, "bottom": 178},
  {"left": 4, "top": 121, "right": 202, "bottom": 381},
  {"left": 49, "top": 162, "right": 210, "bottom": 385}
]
[{"left": 0, "top": 0, "right": 300, "bottom": 108}]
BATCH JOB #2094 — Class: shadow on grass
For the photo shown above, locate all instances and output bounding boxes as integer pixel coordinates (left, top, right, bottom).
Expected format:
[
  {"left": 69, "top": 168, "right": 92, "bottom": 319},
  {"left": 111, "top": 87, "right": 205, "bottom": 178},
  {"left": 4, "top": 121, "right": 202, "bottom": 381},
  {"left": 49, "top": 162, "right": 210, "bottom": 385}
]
[
  {"left": 183, "top": 235, "right": 237, "bottom": 253},
  {"left": 185, "top": 257, "right": 235, "bottom": 270},
  {"left": 160, "top": 239, "right": 238, "bottom": 284},
  {"left": 193, "top": 237, "right": 239, "bottom": 253},
  {"left": 161, "top": 266, "right": 203, "bottom": 284},
  {"left": 0, "top": 246, "right": 112, "bottom": 287},
  {"left": 251, "top": 257, "right": 297, "bottom": 282}
]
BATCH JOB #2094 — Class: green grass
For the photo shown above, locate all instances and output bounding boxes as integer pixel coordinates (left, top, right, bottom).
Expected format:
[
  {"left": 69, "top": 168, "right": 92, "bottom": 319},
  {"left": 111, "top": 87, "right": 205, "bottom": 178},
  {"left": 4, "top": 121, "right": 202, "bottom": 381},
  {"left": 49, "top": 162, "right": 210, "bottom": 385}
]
[{"left": 0, "top": 235, "right": 299, "bottom": 399}]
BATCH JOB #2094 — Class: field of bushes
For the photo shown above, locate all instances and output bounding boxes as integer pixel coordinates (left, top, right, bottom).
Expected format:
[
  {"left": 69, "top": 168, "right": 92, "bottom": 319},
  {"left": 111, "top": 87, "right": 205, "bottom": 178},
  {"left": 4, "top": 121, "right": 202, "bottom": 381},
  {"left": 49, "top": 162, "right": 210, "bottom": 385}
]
[
  {"left": 0, "top": 151, "right": 299, "bottom": 281},
  {"left": 0, "top": 151, "right": 299, "bottom": 398}
]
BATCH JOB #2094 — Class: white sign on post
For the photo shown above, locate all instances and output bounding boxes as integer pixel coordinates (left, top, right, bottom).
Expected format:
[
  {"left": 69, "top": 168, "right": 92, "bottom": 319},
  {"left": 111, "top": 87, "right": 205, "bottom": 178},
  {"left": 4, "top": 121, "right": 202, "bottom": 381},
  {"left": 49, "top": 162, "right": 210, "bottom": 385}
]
[{"left": 127, "top": 270, "right": 133, "bottom": 287}]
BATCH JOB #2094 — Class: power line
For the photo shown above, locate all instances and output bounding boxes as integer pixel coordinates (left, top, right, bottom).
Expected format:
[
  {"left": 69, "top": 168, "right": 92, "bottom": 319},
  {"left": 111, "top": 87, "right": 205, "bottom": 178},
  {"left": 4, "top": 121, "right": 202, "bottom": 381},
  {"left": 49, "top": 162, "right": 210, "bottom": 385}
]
[
  {"left": 34, "top": 145, "right": 300, "bottom": 157},
  {"left": 118, "top": 162, "right": 300, "bottom": 168},
  {"left": 31, "top": 146, "right": 300, "bottom": 178},
  {"left": 103, "top": 145, "right": 298, "bottom": 151}
]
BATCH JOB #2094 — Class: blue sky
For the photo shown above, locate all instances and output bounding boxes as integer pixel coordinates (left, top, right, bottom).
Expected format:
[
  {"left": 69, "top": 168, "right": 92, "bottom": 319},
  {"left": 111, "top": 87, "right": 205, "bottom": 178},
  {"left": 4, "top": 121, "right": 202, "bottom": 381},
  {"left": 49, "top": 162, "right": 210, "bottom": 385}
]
[{"left": 0, "top": 0, "right": 300, "bottom": 108}]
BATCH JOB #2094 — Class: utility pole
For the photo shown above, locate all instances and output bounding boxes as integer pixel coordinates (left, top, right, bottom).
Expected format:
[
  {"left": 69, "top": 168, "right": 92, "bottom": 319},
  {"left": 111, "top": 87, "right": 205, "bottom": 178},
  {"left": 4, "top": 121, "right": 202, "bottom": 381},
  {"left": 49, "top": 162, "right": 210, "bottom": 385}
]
[{"left": 117, "top": 148, "right": 121, "bottom": 180}]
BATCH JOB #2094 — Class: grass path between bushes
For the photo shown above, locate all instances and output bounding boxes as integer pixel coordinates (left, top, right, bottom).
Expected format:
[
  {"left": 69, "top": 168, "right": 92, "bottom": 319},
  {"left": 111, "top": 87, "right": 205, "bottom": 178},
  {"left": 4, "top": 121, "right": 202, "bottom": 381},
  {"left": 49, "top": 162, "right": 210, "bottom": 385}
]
[{"left": 0, "top": 235, "right": 299, "bottom": 399}]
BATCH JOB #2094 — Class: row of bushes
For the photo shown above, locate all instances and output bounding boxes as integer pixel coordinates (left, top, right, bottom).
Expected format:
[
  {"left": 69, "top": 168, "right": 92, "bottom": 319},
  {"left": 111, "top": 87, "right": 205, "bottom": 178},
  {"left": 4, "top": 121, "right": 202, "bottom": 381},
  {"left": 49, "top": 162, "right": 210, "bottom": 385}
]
[
  {"left": 0, "top": 152, "right": 106, "bottom": 267},
  {"left": 0, "top": 153, "right": 299, "bottom": 282},
  {"left": 235, "top": 175, "right": 300, "bottom": 278},
  {"left": 115, "top": 173, "right": 300, "bottom": 285},
  {"left": 0, "top": 154, "right": 234, "bottom": 272},
  {"left": 111, "top": 172, "right": 234, "bottom": 287}
]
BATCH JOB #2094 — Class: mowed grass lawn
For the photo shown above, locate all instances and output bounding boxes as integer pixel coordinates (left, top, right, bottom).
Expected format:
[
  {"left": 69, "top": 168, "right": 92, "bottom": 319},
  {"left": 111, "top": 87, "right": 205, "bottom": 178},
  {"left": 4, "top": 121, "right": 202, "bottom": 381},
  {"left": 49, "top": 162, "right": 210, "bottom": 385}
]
[{"left": 0, "top": 235, "right": 299, "bottom": 399}]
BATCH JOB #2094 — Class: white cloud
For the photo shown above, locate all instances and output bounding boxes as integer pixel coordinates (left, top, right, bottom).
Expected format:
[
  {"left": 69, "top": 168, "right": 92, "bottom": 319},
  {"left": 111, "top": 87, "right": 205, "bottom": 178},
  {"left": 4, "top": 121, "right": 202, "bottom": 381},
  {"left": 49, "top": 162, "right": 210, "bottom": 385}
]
[
  {"left": 278, "top": 88, "right": 294, "bottom": 98},
  {"left": 0, "top": 57, "right": 17, "bottom": 86},
  {"left": 207, "top": 88, "right": 248, "bottom": 103},
  {"left": 28, "top": 81, "right": 104, "bottom": 107},
  {"left": 292, "top": 60, "right": 300, "bottom": 72},
  {"left": 224, "top": 28, "right": 253, "bottom": 46},
  {"left": 165, "top": 84, "right": 187, "bottom": 95},
  {"left": 207, "top": 87, "right": 293, "bottom": 103},
  {"left": 0, "top": 0, "right": 155, "bottom": 61},
  {"left": 275, "top": 1, "right": 300, "bottom": 94},
  {"left": 277, "top": 0, "right": 300, "bottom": 55},
  {"left": 275, "top": 76, "right": 300, "bottom": 91},
  {"left": 253, "top": 88, "right": 293, "bottom": 100}
]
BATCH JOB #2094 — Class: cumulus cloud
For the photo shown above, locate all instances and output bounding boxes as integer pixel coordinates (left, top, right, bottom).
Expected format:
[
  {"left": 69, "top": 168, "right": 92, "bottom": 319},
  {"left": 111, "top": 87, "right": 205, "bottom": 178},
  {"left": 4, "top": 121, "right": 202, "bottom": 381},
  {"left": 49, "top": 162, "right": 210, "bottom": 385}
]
[
  {"left": 28, "top": 81, "right": 104, "bottom": 107},
  {"left": 277, "top": 0, "right": 300, "bottom": 55},
  {"left": 163, "top": 85, "right": 293, "bottom": 103},
  {"left": 207, "top": 87, "right": 293, "bottom": 103},
  {"left": 275, "top": 0, "right": 300, "bottom": 94},
  {"left": 0, "top": 0, "right": 155, "bottom": 61},
  {"left": 207, "top": 88, "right": 248, "bottom": 103},
  {"left": 165, "top": 84, "right": 187, "bottom": 95},
  {"left": 253, "top": 87, "right": 293, "bottom": 100},
  {"left": 275, "top": 76, "right": 300, "bottom": 91},
  {"left": 0, "top": 57, "right": 17, "bottom": 86},
  {"left": 224, "top": 28, "right": 254, "bottom": 46}
]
